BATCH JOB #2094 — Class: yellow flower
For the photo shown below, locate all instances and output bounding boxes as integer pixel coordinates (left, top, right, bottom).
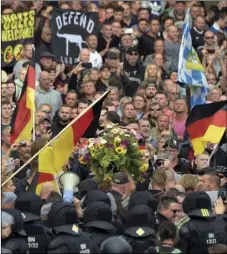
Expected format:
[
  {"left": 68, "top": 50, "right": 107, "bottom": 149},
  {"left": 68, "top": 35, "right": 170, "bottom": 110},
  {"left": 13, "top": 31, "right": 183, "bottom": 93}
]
[
  {"left": 140, "top": 164, "right": 149, "bottom": 173},
  {"left": 79, "top": 156, "right": 87, "bottom": 165},
  {"left": 98, "top": 144, "right": 104, "bottom": 149},
  {"left": 114, "top": 137, "right": 121, "bottom": 144},
  {"left": 115, "top": 147, "right": 126, "bottom": 155}
]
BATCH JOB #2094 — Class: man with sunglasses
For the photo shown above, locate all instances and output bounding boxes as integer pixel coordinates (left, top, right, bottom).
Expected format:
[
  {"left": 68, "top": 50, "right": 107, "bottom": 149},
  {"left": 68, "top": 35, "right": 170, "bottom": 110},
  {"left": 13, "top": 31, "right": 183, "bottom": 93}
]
[
  {"left": 197, "top": 30, "right": 215, "bottom": 61},
  {"left": 123, "top": 46, "right": 145, "bottom": 97},
  {"left": 156, "top": 196, "right": 180, "bottom": 230},
  {"left": 163, "top": 137, "right": 192, "bottom": 175}
]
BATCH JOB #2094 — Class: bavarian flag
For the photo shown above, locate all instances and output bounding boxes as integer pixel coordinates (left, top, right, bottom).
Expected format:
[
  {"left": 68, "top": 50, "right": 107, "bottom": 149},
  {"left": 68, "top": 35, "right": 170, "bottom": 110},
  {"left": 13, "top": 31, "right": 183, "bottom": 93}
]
[
  {"left": 186, "top": 101, "right": 227, "bottom": 156},
  {"left": 28, "top": 91, "right": 109, "bottom": 195},
  {"left": 10, "top": 45, "right": 35, "bottom": 144}
]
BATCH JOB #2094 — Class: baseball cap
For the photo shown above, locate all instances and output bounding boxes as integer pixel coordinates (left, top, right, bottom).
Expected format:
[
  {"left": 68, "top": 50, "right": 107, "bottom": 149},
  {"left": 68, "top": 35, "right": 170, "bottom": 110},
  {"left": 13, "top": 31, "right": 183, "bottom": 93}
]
[
  {"left": 156, "top": 152, "right": 169, "bottom": 161},
  {"left": 1, "top": 70, "right": 8, "bottom": 83},
  {"left": 106, "top": 51, "right": 118, "bottom": 59},
  {"left": 126, "top": 46, "right": 138, "bottom": 54},
  {"left": 112, "top": 172, "right": 129, "bottom": 184},
  {"left": 164, "top": 137, "right": 179, "bottom": 149},
  {"left": 40, "top": 52, "right": 55, "bottom": 60}
]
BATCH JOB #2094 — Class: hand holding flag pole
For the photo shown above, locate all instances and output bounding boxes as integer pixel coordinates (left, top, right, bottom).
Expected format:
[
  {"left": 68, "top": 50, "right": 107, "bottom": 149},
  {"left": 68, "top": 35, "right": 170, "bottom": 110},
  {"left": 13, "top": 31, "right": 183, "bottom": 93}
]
[{"left": 2, "top": 90, "right": 110, "bottom": 187}]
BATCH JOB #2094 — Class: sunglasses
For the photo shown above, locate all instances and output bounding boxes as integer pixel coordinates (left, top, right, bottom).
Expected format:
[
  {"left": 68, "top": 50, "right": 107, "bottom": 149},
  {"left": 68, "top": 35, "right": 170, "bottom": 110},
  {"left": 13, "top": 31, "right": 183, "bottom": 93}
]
[
  {"left": 156, "top": 161, "right": 164, "bottom": 166},
  {"left": 169, "top": 209, "right": 180, "bottom": 214},
  {"left": 129, "top": 53, "right": 138, "bottom": 56},
  {"left": 205, "top": 37, "right": 214, "bottom": 39},
  {"left": 150, "top": 108, "right": 161, "bottom": 111},
  {"left": 42, "top": 110, "right": 51, "bottom": 114}
]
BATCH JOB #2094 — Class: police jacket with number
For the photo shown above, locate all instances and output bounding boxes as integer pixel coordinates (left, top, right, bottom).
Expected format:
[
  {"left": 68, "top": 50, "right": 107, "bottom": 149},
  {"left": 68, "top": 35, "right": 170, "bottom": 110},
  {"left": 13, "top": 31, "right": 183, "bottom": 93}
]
[
  {"left": 48, "top": 232, "right": 94, "bottom": 254},
  {"left": 24, "top": 221, "right": 54, "bottom": 254},
  {"left": 177, "top": 209, "right": 227, "bottom": 254}
]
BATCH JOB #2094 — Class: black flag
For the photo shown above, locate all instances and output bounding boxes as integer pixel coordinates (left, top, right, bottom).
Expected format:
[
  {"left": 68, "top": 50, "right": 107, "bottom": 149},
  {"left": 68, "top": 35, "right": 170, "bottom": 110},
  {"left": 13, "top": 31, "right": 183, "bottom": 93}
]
[{"left": 51, "top": 9, "right": 98, "bottom": 65}]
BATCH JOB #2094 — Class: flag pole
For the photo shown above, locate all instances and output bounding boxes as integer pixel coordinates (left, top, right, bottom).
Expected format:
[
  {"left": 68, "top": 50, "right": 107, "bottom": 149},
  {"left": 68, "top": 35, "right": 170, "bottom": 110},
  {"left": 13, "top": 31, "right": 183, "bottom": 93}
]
[
  {"left": 2, "top": 90, "right": 110, "bottom": 186},
  {"left": 32, "top": 108, "right": 36, "bottom": 141},
  {"left": 205, "top": 144, "right": 218, "bottom": 167}
]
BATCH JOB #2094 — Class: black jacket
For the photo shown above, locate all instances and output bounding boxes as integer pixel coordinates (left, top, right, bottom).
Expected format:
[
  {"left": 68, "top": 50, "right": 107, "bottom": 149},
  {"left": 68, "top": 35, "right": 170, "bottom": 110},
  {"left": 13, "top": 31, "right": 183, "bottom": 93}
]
[
  {"left": 137, "top": 34, "right": 155, "bottom": 58},
  {"left": 48, "top": 232, "right": 94, "bottom": 254},
  {"left": 2, "top": 235, "right": 29, "bottom": 254},
  {"left": 123, "top": 60, "right": 145, "bottom": 97},
  {"left": 177, "top": 210, "right": 227, "bottom": 254}
]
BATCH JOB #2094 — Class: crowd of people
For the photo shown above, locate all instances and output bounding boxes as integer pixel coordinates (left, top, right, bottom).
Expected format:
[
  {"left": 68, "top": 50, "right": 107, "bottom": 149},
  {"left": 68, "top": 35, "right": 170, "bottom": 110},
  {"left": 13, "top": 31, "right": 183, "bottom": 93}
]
[{"left": 1, "top": 0, "right": 227, "bottom": 253}]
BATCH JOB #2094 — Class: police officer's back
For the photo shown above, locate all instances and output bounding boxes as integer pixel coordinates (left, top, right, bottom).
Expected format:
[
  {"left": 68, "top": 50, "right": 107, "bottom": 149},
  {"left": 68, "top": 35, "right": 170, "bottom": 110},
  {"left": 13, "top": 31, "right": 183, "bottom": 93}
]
[
  {"left": 177, "top": 192, "right": 227, "bottom": 254},
  {"left": 123, "top": 205, "right": 156, "bottom": 254},
  {"left": 82, "top": 201, "right": 117, "bottom": 252},
  {"left": 47, "top": 201, "right": 94, "bottom": 253},
  {"left": 15, "top": 192, "right": 53, "bottom": 253},
  {"left": 2, "top": 208, "right": 29, "bottom": 254},
  {"left": 100, "top": 236, "right": 132, "bottom": 254}
]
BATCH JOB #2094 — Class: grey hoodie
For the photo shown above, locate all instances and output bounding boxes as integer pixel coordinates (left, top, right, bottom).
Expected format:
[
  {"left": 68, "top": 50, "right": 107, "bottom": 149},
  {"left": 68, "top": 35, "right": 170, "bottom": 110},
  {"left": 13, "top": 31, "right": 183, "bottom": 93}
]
[{"left": 35, "top": 86, "right": 62, "bottom": 118}]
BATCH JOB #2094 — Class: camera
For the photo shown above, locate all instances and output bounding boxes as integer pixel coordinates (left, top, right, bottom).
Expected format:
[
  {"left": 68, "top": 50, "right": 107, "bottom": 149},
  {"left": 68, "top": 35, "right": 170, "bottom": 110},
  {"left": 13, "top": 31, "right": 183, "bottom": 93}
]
[{"left": 218, "top": 189, "right": 227, "bottom": 203}]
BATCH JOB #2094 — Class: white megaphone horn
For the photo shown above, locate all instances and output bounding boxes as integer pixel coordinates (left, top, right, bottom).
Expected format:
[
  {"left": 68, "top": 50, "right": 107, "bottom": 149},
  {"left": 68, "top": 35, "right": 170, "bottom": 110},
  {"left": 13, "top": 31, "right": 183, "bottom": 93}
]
[{"left": 59, "top": 172, "right": 80, "bottom": 203}]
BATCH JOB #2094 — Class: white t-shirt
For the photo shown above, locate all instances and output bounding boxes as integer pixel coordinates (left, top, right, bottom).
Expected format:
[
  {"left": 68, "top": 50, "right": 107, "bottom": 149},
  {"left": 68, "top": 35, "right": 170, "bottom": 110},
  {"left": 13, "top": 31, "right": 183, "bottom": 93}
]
[{"left": 89, "top": 50, "right": 103, "bottom": 69}]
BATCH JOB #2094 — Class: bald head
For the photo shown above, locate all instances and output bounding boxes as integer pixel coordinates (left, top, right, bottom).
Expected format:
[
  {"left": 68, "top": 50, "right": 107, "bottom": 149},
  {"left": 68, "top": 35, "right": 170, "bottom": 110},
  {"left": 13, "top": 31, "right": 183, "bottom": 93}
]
[
  {"left": 39, "top": 71, "right": 51, "bottom": 91},
  {"left": 79, "top": 48, "right": 90, "bottom": 62},
  {"left": 40, "top": 182, "right": 55, "bottom": 199}
]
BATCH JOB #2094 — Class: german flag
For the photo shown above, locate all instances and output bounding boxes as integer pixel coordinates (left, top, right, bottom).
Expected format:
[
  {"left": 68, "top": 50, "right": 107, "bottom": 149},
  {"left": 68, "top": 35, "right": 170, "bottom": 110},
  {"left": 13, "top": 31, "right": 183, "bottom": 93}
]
[
  {"left": 186, "top": 101, "right": 227, "bottom": 156},
  {"left": 28, "top": 91, "right": 109, "bottom": 195},
  {"left": 10, "top": 46, "right": 35, "bottom": 144},
  {"left": 27, "top": 147, "right": 59, "bottom": 195}
]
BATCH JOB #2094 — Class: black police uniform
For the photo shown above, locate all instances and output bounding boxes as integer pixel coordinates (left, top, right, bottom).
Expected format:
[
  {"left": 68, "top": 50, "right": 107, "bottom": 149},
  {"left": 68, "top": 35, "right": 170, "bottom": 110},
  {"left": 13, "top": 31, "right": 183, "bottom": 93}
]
[
  {"left": 82, "top": 201, "right": 117, "bottom": 252},
  {"left": 15, "top": 192, "right": 53, "bottom": 253},
  {"left": 47, "top": 201, "right": 94, "bottom": 254},
  {"left": 177, "top": 192, "right": 227, "bottom": 254},
  {"left": 123, "top": 205, "right": 156, "bottom": 254},
  {"left": 1, "top": 208, "right": 29, "bottom": 254},
  {"left": 100, "top": 236, "right": 132, "bottom": 254}
]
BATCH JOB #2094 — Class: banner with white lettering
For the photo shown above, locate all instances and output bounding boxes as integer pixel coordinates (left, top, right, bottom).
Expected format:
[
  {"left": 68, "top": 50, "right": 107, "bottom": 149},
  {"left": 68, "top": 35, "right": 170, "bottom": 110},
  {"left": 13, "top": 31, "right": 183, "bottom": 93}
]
[
  {"left": 51, "top": 9, "right": 98, "bottom": 65},
  {"left": 1, "top": 10, "right": 36, "bottom": 67}
]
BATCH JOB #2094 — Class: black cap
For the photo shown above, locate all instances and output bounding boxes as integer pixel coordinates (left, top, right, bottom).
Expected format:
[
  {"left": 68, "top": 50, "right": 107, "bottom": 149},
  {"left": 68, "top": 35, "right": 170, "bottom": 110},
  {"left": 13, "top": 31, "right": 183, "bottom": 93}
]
[
  {"left": 39, "top": 117, "right": 51, "bottom": 124},
  {"left": 79, "top": 178, "right": 98, "bottom": 198},
  {"left": 128, "top": 191, "right": 157, "bottom": 212},
  {"left": 82, "top": 190, "right": 110, "bottom": 209},
  {"left": 125, "top": 205, "right": 156, "bottom": 237},
  {"left": 15, "top": 192, "right": 42, "bottom": 222},
  {"left": 48, "top": 201, "right": 81, "bottom": 235},
  {"left": 164, "top": 137, "right": 179, "bottom": 149},
  {"left": 83, "top": 201, "right": 115, "bottom": 232},
  {"left": 100, "top": 237, "right": 132, "bottom": 254},
  {"left": 106, "top": 51, "right": 118, "bottom": 59},
  {"left": 2, "top": 208, "right": 27, "bottom": 236},
  {"left": 183, "top": 191, "right": 212, "bottom": 214},
  {"left": 126, "top": 46, "right": 138, "bottom": 54},
  {"left": 40, "top": 52, "right": 55, "bottom": 60},
  {"left": 112, "top": 172, "right": 129, "bottom": 185}
]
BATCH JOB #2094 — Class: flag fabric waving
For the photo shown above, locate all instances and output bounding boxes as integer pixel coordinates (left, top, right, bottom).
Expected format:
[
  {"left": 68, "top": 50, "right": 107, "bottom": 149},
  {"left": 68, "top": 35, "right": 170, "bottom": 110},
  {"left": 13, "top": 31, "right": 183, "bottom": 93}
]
[
  {"left": 10, "top": 46, "right": 36, "bottom": 144},
  {"left": 51, "top": 90, "right": 109, "bottom": 172},
  {"left": 178, "top": 8, "right": 208, "bottom": 109},
  {"left": 28, "top": 90, "right": 109, "bottom": 195},
  {"left": 27, "top": 147, "right": 59, "bottom": 195},
  {"left": 186, "top": 100, "right": 227, "bottom": 156}
]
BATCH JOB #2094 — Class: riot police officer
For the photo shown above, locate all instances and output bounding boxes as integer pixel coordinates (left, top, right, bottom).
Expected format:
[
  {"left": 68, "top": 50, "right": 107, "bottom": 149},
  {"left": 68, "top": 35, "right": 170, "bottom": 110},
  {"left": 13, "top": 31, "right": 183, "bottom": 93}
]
[
  {"left": 2, "top": 208, "right": 29, "bottom": 253},
  {"left": 100, "top": 236, "right": 132, "bottom": 254},
  {"left": 15, "top": 192, "right": 53, "bottom": 253},
  {"left": 47, "top": 201, "right": 94, "bottom": 253},
  {"left": 177, "top": 191, "right": 227, "bottom": 254},
  {"left": 82, "top": 201, "right": 117, "bottom": 252}
]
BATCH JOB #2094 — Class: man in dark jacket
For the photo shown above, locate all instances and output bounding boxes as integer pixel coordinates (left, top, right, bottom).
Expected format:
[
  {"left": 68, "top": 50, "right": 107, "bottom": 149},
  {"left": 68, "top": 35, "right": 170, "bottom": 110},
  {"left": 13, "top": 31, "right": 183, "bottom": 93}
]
[
  {"left": 82, "top": 201, "right": 117, "bottom": 252},
  {"left": 178, "top": 192, "right": 227, "bottom": 254},
  {"left": 123, "top": 47, "right": 145, "bottom": 97},
  {"left": 47, "top": 201, "right": 94, "bottom": 253}
]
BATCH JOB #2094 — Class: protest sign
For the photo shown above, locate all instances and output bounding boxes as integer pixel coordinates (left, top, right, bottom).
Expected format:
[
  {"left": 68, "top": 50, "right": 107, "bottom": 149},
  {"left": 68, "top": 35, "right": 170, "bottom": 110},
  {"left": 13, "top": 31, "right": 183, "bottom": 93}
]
[
  {"left": 1, "top": 10, "right": 36, "bottom": 67},
  {"left": 51, "top": 9, "right": 98, "bottom": 65}
]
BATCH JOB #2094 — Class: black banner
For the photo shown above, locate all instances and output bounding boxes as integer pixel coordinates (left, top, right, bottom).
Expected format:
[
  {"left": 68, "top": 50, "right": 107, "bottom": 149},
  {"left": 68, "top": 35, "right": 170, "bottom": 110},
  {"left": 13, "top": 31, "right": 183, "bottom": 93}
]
[
  {"left": 1, "top": 10, "right": 36, "bottom": 67},
  {"left": 51, "top": 9, "right": 98, "bottom": 65}
]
